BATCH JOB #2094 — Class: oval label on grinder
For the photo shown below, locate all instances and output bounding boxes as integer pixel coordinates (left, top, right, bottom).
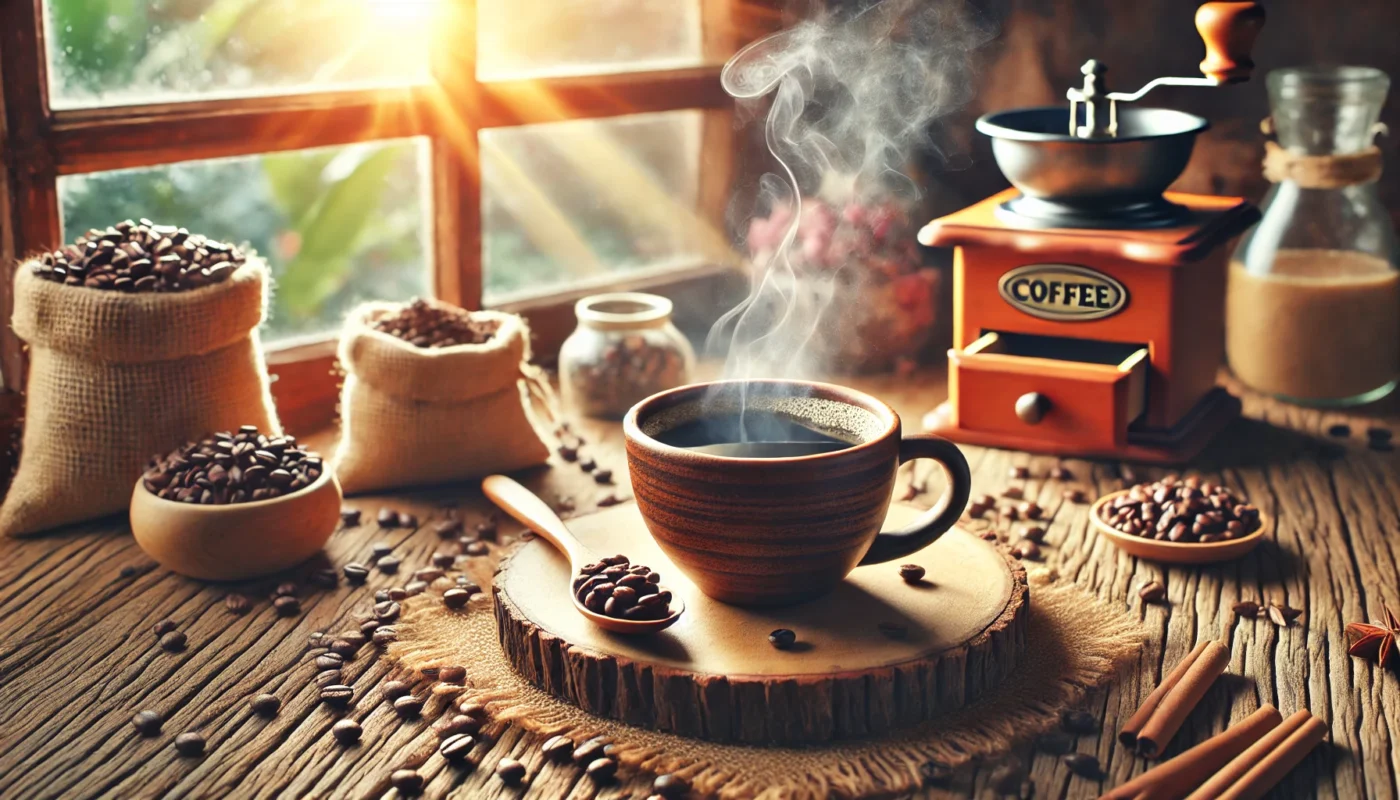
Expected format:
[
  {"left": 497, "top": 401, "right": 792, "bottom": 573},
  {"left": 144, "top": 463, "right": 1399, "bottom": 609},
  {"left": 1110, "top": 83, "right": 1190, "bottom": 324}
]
[{"left": 997, "top": 264, "right": 1128, "bottom": 321}]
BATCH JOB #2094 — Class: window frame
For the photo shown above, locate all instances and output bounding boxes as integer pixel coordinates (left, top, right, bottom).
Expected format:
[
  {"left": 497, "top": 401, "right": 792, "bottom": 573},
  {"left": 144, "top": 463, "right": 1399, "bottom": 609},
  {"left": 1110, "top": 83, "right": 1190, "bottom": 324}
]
[{"left": 0, "top": 0, "right": 770, "bottom": 432}]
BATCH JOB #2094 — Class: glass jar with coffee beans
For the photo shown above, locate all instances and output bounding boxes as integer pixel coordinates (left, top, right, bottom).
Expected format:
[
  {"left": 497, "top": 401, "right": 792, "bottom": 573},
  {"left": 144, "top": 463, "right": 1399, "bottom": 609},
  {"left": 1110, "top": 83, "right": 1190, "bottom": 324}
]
[{"left": 559, "top": 293, "right": 694, "bottom": 419}]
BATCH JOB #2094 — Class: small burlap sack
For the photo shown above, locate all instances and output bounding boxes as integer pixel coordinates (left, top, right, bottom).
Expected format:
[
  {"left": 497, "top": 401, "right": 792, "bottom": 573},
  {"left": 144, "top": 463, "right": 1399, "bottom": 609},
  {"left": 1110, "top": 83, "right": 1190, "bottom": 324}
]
[
  {"left": 334, "top": 306, "right": 551, "bottom": 495},
  {"left": 3, "top": 260, "right": 280, "bottom": 537}
]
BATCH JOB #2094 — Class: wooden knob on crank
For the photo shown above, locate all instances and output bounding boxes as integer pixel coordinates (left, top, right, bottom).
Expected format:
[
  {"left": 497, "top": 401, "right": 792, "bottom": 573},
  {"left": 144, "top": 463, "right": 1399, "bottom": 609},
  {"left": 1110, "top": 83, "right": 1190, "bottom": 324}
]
[
  {"left": 1196, "top": 1, "right": 1266, "bottom": 84},
  {"left": 1015, "top": 392, "right": 1050, "bottom": 425}
]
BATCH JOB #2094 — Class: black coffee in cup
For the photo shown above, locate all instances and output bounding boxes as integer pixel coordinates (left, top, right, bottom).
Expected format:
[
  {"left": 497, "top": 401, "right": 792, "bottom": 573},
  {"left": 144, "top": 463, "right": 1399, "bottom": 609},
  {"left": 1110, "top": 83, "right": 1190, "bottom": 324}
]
[{"left": 654, "top": 411, "right": 855, "bottom": 457}]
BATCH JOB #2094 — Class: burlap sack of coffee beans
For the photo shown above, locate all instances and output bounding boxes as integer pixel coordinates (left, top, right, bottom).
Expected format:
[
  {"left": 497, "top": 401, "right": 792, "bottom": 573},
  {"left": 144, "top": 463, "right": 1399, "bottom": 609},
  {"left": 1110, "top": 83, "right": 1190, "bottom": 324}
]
[
  {"left": 2, "top": 259, "right": 281, "bottom": 536},
  {"left": 334, "top": 304, "right": 550, "bottom": 494}
]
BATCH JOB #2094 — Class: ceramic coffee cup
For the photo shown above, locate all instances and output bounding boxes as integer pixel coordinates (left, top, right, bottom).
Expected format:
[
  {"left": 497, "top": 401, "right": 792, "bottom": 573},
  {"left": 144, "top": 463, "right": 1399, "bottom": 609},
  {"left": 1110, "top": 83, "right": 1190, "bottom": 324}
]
[{"left": 623, "top": 380, "right": 972, "bottom": 606}]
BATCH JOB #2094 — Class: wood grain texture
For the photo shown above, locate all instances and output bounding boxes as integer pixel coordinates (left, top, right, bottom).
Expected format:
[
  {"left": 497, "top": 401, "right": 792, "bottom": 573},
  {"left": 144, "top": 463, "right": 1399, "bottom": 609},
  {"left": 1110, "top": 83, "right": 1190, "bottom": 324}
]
[{"left": 0, "top": 368, "right": 1399, "bottom": 798}]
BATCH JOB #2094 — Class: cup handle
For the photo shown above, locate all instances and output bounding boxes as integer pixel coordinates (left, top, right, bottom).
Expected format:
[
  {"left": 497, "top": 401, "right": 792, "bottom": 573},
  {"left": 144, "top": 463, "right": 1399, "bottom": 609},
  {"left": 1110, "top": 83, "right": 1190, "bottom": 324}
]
[{"left": 859, "top": 434, "right": 972, "bottom": 565}]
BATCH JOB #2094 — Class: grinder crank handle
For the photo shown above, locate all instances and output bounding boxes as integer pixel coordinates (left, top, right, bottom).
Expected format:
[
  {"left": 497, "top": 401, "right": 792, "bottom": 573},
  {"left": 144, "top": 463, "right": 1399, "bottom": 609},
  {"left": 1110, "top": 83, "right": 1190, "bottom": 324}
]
[
  {"left": 1197, "top": 1, "right": 1266, "bottom": 84},
  {"left": 859, "top": 434, "right": 972, "bottom": 566}
]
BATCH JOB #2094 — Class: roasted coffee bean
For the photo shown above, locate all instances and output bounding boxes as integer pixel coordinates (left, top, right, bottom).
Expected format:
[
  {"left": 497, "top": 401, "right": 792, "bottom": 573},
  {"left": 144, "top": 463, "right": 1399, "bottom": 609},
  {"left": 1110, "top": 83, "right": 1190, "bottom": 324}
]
[
  {"left": 1233, "top": 600, "right": 1261, "bottom": 618},
  {"left": 273, "top": 596, "right": 301, "bottom": 617},
  {"left": 1050, "top": 466, "right": 1074, "bottom": 480},
  {"left": 1019, "top": 501, "right": 1043, "bottom": 520},
  {"left": 34, "top": 223, "right": 245, "bottom": 293},
  {"left": 403, "top": 581, "right": 428, "bottom": 597},
  {"left": 143, "top": 430, "right": 322, "bottom": 504},
  {"left": 1002, "top": 505, "right": 1020, "bottom": 520},
  {"left": 1063, "top": 488, "right": 1088, "bottom": 503},
  {"left": 343, "top": 563, "right": 369, "bottom": 585},
  {"left": 224, "top": 593, "right": 251, "bottom": 615},
  {"left": 877, "top": 622, "right": 909, "bottom": 640},
  {"left": 977, "top": 493, "right": 997, "bottom": 507},
  {"left": 390, "top": 770, "right": 424, "bottom": 795},
  {"left": 378, "top": 508, "right": 401, "bottom": 527},
  {"left": 652, "top": 774, "right": 690, "bottom": 799},
  {"left": 359, "top": 618, "right": 380, "bottom": 636},
  {"left": 382, "top": 680, "right": 412, "bottom": 700},
  {"left": 919, "top": 759, "right": 954, "bottom": 787},
  {"left": 428, "top": 549, "right": 456, "bottom": 569},
  {"left": 1064, "top": 753, "right": 1102, "bottom": 778},
  {"left": 1138, "top": 581, "right": 1167, "bottom": 604},
  {"left": 387, "top": 587, "right": 409, "bottom": 601},
  {"left": 597, "top": 493, "right": 624, "bottom": 507},
  {"left": 377, "top": 556, "right": 401, "bottom": 575},
  {"left": 329, "top": 639, "right": 359, "bottom": 659},
  {"left": 1021, "top": 526, "right": 1047, "bottom": 542},
  {"left": 899, "top": 564, "right": 926, "bottom": 583},
  {"left": 1060, "top": 709, "right": 1098, "bottom": 735},
  {"left": 370, "top": 543, "right": 394, "bottom": 560},
  {"left": 542, "top": 735, "right": 574, "bottom": 762},
  {"left": 1327, "top": 424, "right": 1352, "bottom": 438},
  {"left": 572, "top": 737, "right": 608, "bottom": 765},
  {"left": 159, "top": 630, "right": 187, "bottom": 652},
  {"left": 463, "top": 541, "right": 488, "bottom": 557},
  {"left": 476, "top": 519, "right": 499, "bottom": 541},
  {"left": 586, "top": 757, "right": 618, "bottom": 782},
  {"left": 557, "top": 444, "right": 579, "bottom": 462},
  {"left": 593, "top": 468, "right": 614, "bottom": 485},
  {"left": 341, "top": 507, "right": 362, "bottom": 526},
  {"left": 273, "top": 582, "right": 299, "bottom": 598},
  {"left": 132, "top": 710, "right": 162, "bottom": 736},
  {"left": 440, "top": 733, "right": 476, "bottom": 762},
  {"left": 120, "top": 565, "right": 139, "bottom": 578},
  {"left": 579, "top": 457, "right": 597, "bottom": 472},
  {"left": 442, "top": 588, "right": 472, "bottom": 610},
  {"left": 434, "top": 519, "right": 464, "bottom": 538},
  {"left": 393, "top": 695, "right": 424, "bottom": 718},
  {"left": 153, "top": 619, "right": 178, "bottom": 637},
  {"left": 1011, "top": 540, "right": 1041, "bottom": 560},
  {"left": 331, "top": 718, "right": 362, "bottom": 745},
  {"left": 434, "top": 714, "right": 480, "bottom": 738},
  {"left": 769, "top": 628, "right": 797, "bottom": 649},
  {"left": 421, "top": 666, "right": 440, "bottom": 680},
  {"left": 413, "top": 566, "right": 445, "bottom": 583},
  {"left": 1010, "top": 466, "right": 1030, "bottom": 479},
  {"left": 967, "top": 502, "right": 989, "bottom": 519},
  {"left": 319, "top": 685, "right": 353, "bottom": 708},
  {"left": 459, "top": 701, "right": 489, "bottom": 720},
  {"left": 980, "top": 530, "right": 999, "bottom": 541},
  {"left": 372, "top": 626, "right": 398, "bottom": 647},
  {"left": 315, "top": 669, "right": 343, "bottom": 687},
  {"left": 1035, "top": 730, "right": 1076, "bottom": 755},
  {"left": 374, "top": 601, "right": 401, "bottom": 623},
  {"left": 372, "top": 298, "right": 499, "bottom": 348},
  {"left": 438, "top": 665, "right": 466, "bottom": 684},
  {"left": 456, "top": 578, "right": 482, "bottom": 594},
  {"left": 496, "top": 757, "right": 527, "bottom": 785},
  {"left": 250, "top": 694, "right": 281, "bottom": 718},
  {"left": 1268, "top": 605, "right": 1295, "bottom": 626},
  {"left": 1368, "top": 426, "right": 1393, "bottom": 443},
  {"left": 1003, "top": 485, "right": 1025, "bottom": 500},
  {"left": 989, "top": 761, "right": 1026, "bottom": 795},
  {"left": 397, "top": 512, "right": 419, "bottom": 528},
  {"left": 174, "top": 732, "right": 206, "bottom": 757}
]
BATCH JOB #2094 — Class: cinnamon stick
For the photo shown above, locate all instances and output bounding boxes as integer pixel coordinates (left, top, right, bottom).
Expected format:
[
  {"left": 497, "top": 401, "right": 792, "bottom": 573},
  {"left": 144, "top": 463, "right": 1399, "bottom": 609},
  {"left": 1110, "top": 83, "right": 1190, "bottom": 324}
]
[
  {"left": 1099, "top": 705, "right": 1282, "bottom": 800},
  {"left": 1120, "top": 641, "right": 1211, "bottom": 748},
  {"left": 1184, "top": 710, "right": 1328, "bottom": 800},
  {"left": 1135, "top": 641, "right": 1231, "bottom": 758}
]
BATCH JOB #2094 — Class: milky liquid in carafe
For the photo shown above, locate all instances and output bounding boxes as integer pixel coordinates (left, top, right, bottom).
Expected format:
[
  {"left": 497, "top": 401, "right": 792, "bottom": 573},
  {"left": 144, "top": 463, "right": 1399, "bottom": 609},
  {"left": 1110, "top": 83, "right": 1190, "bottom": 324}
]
[{"left": 1226, "top": 249, "right": 1400, "bottom": 402}]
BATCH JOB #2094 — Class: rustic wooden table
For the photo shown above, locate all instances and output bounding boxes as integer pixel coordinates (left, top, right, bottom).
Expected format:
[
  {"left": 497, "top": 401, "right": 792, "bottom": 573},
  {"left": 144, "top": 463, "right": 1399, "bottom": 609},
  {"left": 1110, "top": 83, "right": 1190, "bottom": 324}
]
[{"left": 1, "top": 369, "right": 1396, "bottom": 799}]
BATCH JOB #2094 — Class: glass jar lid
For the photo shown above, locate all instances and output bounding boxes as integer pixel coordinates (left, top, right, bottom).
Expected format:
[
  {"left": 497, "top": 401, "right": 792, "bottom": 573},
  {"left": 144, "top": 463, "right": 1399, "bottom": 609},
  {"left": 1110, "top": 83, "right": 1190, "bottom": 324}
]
[{"left": 574, "top": 292, "right": 673, "bottom": 331}]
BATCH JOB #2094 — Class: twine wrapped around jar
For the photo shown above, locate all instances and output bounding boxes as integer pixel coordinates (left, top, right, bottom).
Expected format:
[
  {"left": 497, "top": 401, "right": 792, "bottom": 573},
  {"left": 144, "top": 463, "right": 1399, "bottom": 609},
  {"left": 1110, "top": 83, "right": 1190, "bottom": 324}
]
[{"left": 1260, "top": 118, "right": 1387, "bottom": 188}]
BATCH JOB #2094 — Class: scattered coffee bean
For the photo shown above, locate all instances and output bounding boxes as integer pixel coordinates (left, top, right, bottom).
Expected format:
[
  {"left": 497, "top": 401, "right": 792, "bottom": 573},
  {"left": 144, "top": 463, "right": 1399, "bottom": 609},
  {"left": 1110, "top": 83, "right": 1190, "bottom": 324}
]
[
  {"left": 572, "top": 737, "right": 608, "bottom": 765},
  {"left": 434, "top": 518, "right": 464, "bottom": 538},
  {"left": 1101, "top": 475, "right": 1261, "bottom": 543},
  {"left": 1002, "top": 505, "right": 1020, "bottom": 520},
  {"left": 434, "top": 714, "right": 480, "bottom": 738},
  {"left": 1051, "top": 466, "right": 1074, "bottom": 480},
  {"left": 251, "top": 694, "right": 280, "bottom": 718},
  {"left": 1327, "top": 424, "right": 1352, "bottom": 438},
  {"left": 769, "top": 628, "right": 797, "bottom": 649},
  {"left": 374, "top": 601, "right": 401, "bottom": 623},
  {"left": 359, "top": 618, "right": 380, "bottom": 635},
  {"left": 143, "top": 430, "right": 323, "bottom": 504},
  {"left": 463, "top": 541, "right": 488, "bottom": 557},
  {"left": 273, "top": 582, "right": 299, "bottom": 598},
  {"left": 496, "top": 757, "right": 527, "bottom": 785},
  {"left": 652, "top": 773, "right": 690, "bottom": 798},
  {"left": 132, "top": 710, "right": 162, "bottom": 736},
  {"left": 597, "top": 493, "right": 624, "bottom": 507},
  {"left": 224, "top": 593, "right": 251, "bottom": 615},
  {"left": 397, "top": 511, "right": 419, "bottom": 528},
  {"left": 1035, "top": 730, "right": 1076, "bottom": 755},
  {"left": 153, "top": 619, "right": 178, "bottom": 637},
  {"left": 429, "top": 551, "right": 456, "bottom": 569},
  {"left": 1368, "top": 426, "right": 1393, "bottom": 443},
  {"left": 580, "top": 457, "right": 597, "bottom": 472},
  {"left": 967, "top": 502, "right": 989, "bottom": 519},
  {"left": 378, "top": 508, "right": 401, "bottom": 527},
  {"left": 341, "top": 507, "right": 362, "bottom": 526},
  {"left": 331, "top": 718, "right": 363, "bottom": 745},
  {"left": 1011, "top": 540, "right": 1042, "bottom": 560},
  {"left": 389, "top": 769, "right": 423, "bottom": 795},
  {"left": 980, "top": 530, "right": 999, "bottom": 542},
  {"left": 459, "top": 701, "right": 489, "bottom": 720},
  {"left": 120, "top": 565, "right": 139, "bottom": 578},
  {"left": 159, "top": 630, "right": 187, "bottom": 652},
  {"left": 1232, "top": 600, "right": 1261, "bottom": 618},
  {"left": 586, "top": 757, "right": 618, "bottom": 782},
  {"left": 329, "top": 639, "right": 359, "bottom": 659},
  {"left": 382, "top": 680, "right": 412, "bottom": 700},
  {"left": 440, "top": 732, "right": 476, "bottom": 762},
  {"left": 877, "top": 622, "right": 909, "bottom": 640},
  {"left": 316, "top": 654, "right": 346, "bottom": 673},
  {"left": 438, "top": 665, "right": 466, "bottom": 684},
  {"left": 1019, "top": 501, "right": 1043, "bottom": 520},
  {"left": 33, "top": 221, "right": 246, "bottom": 293},
  {"left": 377, "top": 556, "right": 401, "bottom": 575},
  {"left": 1138, "top": 581, "right": 1167, "bottom": 604},
  {"left": 393, "top": 695, "right": 424, "bottom": 718},
  {"left": 443, "top": 589, "right": 471, "bottom": 610},
  {"left": 899, "top": 564, "right": 926, "bottom": 583},
  {"left": 1021, "top": 526, "right": 1047, "bottom": 542},
  {"left": 273, "top": 596, "right": 301, "bottom": 617},
  {"left": 1060, "top": 709, "right": 1098, "bottom": 735},
  {"left": 414, "top": 567, "right": 445, "bottom": 583},
  {"left": 319, "top": 685, "right": 353, "bottom": 708},
  {"left": 919, "top": 759, "right": 954, "bottom": 787},
  {"left": 174, "top": 732, "right": 206, "bottom": 757},
  {"left": 1003, "top": 486, "right": 1025, "bottom": 500},
  {"left": 1063, "top": 488, "right": 1088, "bottom": 503},
  {"left": 370, "top": 543, "right": 393, "bottom": 561},
  {"left": 1268, "top": 604, "right": 1299, "bottom": 627},
  {"left": 558, "top": 444, "right": 579, "bottom": 462},
  {"left": 403, "top": 581, "right": 428, "bottom": 597},
  {"left": 315, "top": 669, "right": 343, "bottom": 687},
  {"left": 372, "top": 626, "right": 398, "bottom": 646},
  {"left": 343, "top": 563, "right": 369, "bottom": 585},
  {"left": 542, "top": 735, "right": 574, "bottom": 761},
  {"left": 387, "top": 587, "right": 409, "bottom": 601},
  {"left": 421, "top": 667, "right": 440, "bottom": 680},
  {"left": 476, "top": 519, "right": 499, "bottom": 541},
  {"left": 1010, "top": 466, "right": 1030, "bottom": 479},
  {"left": 456, "top": 578, "right": 482, "bottom": 594},
  {"left": 989, "top": 761, "right": 1026, "bottom": 794},
  {"left": 593, "top": 468, "right": 614, "bottom": 485},
  {"left": 1064, "top": 752, "right": 1102, "bottom": 778}
]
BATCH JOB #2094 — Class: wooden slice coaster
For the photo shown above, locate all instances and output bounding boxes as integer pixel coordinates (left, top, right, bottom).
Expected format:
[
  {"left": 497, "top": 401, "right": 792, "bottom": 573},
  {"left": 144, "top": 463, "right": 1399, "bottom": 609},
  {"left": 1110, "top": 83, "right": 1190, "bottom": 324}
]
[{"left": 494, "top": 502, "right": 1029, "bottom": 745}]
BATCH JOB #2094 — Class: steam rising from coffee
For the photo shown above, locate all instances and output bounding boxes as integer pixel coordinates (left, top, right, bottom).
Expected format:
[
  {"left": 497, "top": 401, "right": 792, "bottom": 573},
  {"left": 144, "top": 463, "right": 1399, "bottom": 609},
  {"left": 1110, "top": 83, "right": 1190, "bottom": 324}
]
[{"left": 707, "top": 0, "right": 992, "bottom": 389}]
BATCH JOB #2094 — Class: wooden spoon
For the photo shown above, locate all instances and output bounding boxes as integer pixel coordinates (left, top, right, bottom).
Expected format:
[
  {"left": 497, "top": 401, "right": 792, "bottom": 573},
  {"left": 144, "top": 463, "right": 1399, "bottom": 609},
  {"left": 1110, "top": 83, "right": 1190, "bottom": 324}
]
[{"left": 481, "top": 474, "right": 684, "bottom": 635}]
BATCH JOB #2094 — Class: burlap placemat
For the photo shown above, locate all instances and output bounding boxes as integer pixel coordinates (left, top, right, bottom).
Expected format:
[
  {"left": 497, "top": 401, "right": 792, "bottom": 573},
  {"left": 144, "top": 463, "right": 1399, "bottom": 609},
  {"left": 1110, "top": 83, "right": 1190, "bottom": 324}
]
[{"left": 389, "top": 569, "right": 1143, "bottom": 799}]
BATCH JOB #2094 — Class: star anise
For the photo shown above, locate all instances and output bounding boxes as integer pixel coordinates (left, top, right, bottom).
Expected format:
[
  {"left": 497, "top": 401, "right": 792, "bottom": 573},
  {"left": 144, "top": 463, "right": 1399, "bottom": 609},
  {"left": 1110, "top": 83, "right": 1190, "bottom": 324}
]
[{"left": 1346, "top": 603, "right": 1400, "bottom": 667}]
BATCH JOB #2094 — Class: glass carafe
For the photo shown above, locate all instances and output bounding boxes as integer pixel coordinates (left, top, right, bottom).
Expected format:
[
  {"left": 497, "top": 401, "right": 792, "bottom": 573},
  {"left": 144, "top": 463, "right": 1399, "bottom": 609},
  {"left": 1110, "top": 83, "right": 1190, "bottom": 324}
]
[{"left": 1226, "top": 66, "right": 1399, "bottom": 406}]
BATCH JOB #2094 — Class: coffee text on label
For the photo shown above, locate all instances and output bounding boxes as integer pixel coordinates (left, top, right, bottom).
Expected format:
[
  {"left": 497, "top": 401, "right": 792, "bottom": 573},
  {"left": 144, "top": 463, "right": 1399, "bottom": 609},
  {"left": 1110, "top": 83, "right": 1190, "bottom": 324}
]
[{"left": 997, "top": 264, "right": 1129, "bottom": 322}]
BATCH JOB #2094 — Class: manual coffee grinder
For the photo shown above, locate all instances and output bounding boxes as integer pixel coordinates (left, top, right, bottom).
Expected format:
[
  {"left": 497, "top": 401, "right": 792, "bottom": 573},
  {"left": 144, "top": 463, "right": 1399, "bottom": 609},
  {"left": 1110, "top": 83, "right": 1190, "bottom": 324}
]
[{"left": 920, "top": 2, "right": 1266, "bottom": 463}]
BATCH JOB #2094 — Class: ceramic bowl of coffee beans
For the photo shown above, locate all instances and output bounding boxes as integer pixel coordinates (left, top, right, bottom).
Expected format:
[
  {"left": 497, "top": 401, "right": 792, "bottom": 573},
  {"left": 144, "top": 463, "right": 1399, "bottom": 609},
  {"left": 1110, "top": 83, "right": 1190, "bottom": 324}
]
[
  {"left": 130, "top": 427, "right": 342, "bottom": 580},
  {"left": 1090, "top": 475, "right": 1269, "bottom": 564}
]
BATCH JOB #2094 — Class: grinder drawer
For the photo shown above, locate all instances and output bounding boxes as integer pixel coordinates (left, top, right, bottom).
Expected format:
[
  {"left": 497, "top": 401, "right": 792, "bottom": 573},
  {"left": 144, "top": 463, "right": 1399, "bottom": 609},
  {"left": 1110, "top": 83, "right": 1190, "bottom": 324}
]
[{"left": 949, "top": 332, "right": 1148, "bottom": 450}]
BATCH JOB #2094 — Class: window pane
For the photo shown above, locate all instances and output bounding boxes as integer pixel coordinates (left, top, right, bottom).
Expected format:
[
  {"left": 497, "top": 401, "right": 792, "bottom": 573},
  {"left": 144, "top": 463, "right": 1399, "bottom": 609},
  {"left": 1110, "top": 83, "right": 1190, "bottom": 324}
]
[
  {"left": 482, "top": 111, "right": 726, "bottom": 304},
  {"left": 58, "top": 139, "right": 432, "bottom": 344},
  {"left": 477, "top": 0, "right": 704, "bottom": 81},
  {"left": 45, "top": 0, "right": 435, "bottom": 108}
]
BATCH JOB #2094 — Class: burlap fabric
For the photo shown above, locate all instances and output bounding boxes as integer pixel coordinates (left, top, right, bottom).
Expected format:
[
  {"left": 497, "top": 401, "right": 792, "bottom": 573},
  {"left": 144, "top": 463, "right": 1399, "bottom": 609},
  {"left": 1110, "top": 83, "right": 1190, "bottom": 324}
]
[
  {"left": 390, "top": 569, "right": 1143, "bottom": 799},
  {"left": 3, "top": 260, "right": 280, "bottom": 537},
  {"left": 334, "top": 306, "right": 551, "bottom": 495}
]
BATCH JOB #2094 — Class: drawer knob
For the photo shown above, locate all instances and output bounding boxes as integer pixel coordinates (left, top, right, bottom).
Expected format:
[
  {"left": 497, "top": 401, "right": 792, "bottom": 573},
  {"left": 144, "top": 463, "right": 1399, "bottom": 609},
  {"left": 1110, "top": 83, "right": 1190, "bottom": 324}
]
[{"left": 1015, "top": 392, "right": 1050, "bottom": 425}]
